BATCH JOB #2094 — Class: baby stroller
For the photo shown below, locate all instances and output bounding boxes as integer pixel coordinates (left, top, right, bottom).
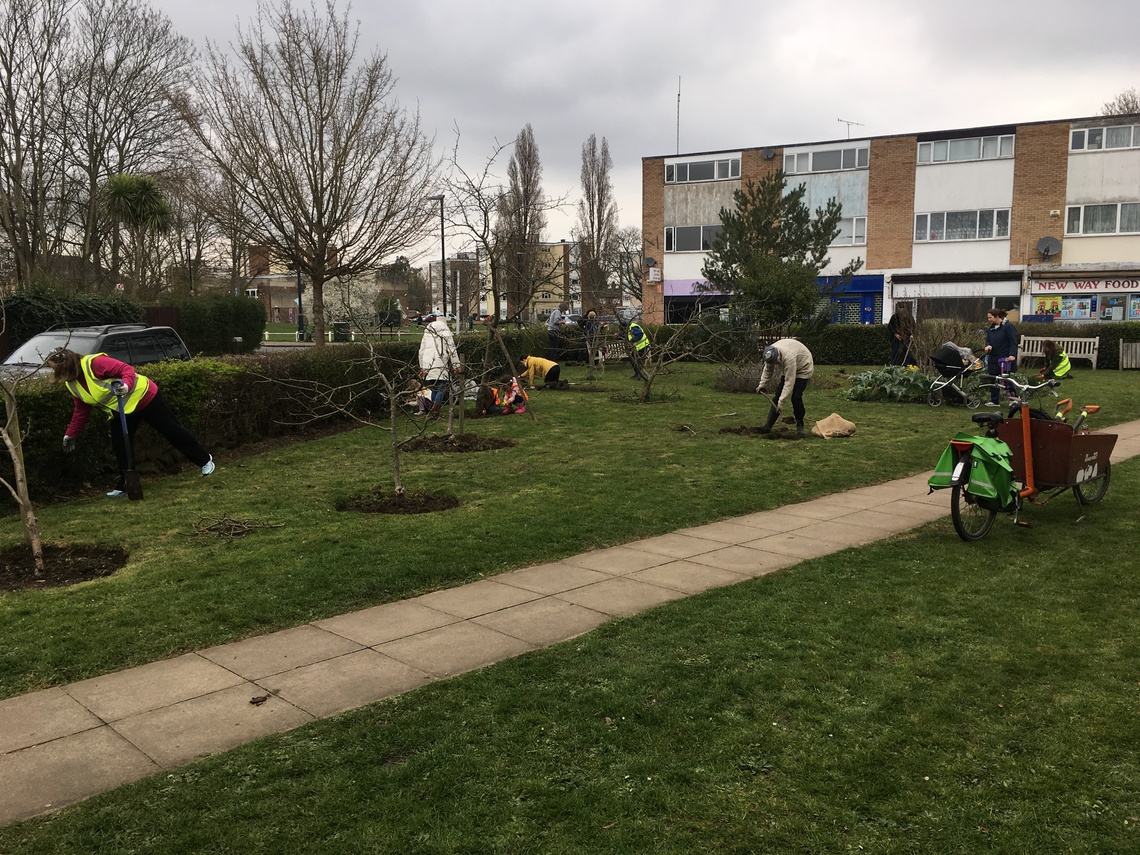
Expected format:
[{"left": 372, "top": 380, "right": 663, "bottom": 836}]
[{"left": 929, "top": 342, "right": 986, "bottom": 408}]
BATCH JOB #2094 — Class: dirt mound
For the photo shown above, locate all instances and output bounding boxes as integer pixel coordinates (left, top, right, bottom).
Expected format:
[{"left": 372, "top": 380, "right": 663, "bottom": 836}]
[
  {"left": 0, "top": 543, "right": 128, "bottom": 591},
  {"left": 337, "top": 487, "right": 460, "bottom": 515}
]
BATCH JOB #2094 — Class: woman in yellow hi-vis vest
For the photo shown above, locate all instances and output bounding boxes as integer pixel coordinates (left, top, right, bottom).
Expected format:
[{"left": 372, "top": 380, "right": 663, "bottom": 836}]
[{"left": 47, "top": 348, "right": 215, "bottom": 498}]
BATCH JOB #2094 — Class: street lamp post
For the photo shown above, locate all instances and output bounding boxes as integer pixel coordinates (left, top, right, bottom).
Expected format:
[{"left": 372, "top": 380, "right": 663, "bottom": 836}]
[
  {"left": 184, "top": 238, "right": 192, "bottom": 294},
  {"left": 425, "top": 195, "right": 446, "bottom": 317}
]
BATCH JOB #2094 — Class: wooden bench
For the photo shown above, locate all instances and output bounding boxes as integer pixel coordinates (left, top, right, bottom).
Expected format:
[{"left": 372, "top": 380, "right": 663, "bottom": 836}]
[
  {"left": 1018, "top": 335, "right": 1100, "bottom": 370},
  {"left": 1121, "top": 340, "right": 1140, "bottom": 370}
]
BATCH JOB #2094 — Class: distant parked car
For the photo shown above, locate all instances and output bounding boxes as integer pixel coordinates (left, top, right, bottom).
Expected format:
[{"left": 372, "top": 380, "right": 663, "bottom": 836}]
[
  {"left": 1, "top": 324, "right": 191, "bottom": 380},
  {"left": 567, "top": 314, "right": 583, "bottom": 326}
]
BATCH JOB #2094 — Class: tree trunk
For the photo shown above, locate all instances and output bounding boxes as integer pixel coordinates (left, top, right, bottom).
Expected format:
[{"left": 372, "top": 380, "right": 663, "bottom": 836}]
[{"left": 1, "top": 388, "right": 44, "bottom": 576}]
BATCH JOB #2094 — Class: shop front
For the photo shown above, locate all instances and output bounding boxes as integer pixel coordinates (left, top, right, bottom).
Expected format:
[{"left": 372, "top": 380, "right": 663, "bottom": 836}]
[
  {"left": 888, "top": 272, "right": 1022, "bottom": 323},
  {"left": 1027, "top": 270, "right": 1140, "bottom": 322}
]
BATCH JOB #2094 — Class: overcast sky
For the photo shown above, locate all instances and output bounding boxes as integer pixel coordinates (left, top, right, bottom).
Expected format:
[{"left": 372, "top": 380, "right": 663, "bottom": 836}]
[{"left": 152, "top": 0, "right": 1137, "bottom": 255}]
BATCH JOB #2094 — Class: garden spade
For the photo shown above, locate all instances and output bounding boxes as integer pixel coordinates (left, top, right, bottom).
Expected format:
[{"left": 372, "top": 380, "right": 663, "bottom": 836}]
[{"left": 115, "top": 391, "right": 144, "bottom": 501}]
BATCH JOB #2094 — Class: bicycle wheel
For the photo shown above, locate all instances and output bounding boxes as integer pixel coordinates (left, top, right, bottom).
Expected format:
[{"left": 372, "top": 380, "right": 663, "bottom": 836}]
[
  {"left": 1073, "top": 460, "right": 1111, "bottom": 505},
  {"left": 950, "top": 484, "right": 997, "bottom": 541},
  {"left": 928, "top": 388, "right": 943, "bottom": 407}
]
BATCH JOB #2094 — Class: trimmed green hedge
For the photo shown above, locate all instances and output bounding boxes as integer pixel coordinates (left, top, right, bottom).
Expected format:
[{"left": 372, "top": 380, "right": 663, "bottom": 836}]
[
  {"left": 1, "top": 289, "right": 144, "bottom": 350},
  {"left": 164, "top": 296, "right": 266, "bottom": 356}
]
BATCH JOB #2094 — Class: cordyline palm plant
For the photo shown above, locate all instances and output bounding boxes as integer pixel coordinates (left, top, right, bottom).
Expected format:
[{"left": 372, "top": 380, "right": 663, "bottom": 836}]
[{"left": 103, "top": 173, "right": 172, "bottom": 296}]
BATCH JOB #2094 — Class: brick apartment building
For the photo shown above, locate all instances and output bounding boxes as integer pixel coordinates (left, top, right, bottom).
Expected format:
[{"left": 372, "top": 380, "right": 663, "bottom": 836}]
[{"left": 642, "top": 113, "right": 1140, "bottom": 326}]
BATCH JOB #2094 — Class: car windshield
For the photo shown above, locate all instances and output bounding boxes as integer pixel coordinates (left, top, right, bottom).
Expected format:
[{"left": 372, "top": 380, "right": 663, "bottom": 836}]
[{"left": 3, "top": 332, "right": 97, "bottom": 366}]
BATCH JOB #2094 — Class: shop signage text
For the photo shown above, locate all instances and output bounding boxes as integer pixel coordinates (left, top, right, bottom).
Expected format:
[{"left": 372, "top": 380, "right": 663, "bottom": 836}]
[{"left": 1032, "top": 278, "right": 1140, "bottom": 293}]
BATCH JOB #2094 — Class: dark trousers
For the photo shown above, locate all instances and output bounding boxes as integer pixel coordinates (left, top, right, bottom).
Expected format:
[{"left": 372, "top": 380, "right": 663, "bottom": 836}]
[
  {"left": 630, "top": 346, "right": 648, "bottom": 379},
  {"left": 543, "top": 364, "right": 561, "bottom": 385},
  {"left": 109, "top": 390, "right": 210, "bottom": 487},
  {"left": 547, "top": 329, "right": 561, "bottom": 362},
  {"left": 766, "top": 377, "right": 809, "bottom": 424},
  {"left": 988, "top": 359, "right": 1016, "bottom": 404}
]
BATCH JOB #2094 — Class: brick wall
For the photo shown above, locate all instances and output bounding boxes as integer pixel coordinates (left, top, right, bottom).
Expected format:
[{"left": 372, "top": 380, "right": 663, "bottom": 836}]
[
  {"left": 866, "top": 136, "right": 916, "bottom": 270},
  {"left": 641, "top": 157, "right": 665, "bottom": 323},
  {"left": 1009, "top": 122, "right": 1068, "bottom": 265},
  {"left": 741, "top": 147, "right": 781, "bottom": 183}
]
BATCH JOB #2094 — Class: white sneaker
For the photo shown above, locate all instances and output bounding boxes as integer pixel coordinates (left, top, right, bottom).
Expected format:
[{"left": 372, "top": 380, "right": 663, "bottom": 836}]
[
  {"left": 201, "top": 456, "right": 215, "bottom": 476},
  {"left": 985, "top": 401, "right": 1001, "bottom": 407},
  {"left": 106, "top": 489, "right": 126, "bottom": 498}
]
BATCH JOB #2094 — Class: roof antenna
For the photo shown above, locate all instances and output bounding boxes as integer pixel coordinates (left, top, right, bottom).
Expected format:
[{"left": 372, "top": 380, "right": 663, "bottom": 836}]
[
  {"left": 676, "top": 76, "right": 681, "bottom": 154},
  {"left": 838, "top": 118, "right": 864, "bottom": 139}
]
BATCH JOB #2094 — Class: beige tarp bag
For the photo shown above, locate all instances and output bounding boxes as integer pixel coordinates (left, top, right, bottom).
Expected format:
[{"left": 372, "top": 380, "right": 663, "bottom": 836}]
[{"left": 812, "top": 413, "right": 856, "bottom": 439}]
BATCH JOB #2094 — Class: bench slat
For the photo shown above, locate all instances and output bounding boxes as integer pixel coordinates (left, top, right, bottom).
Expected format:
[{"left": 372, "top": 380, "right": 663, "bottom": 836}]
[{"left": 1017, "top": 335, "right": 1099, "bottom": 370}]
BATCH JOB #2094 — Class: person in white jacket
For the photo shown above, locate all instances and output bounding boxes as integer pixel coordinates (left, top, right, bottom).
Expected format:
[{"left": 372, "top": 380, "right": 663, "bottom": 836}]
[
  {"left": 756, "top": 338, "right": 814, "bottom": 437},
  {"left": 418, "top": 315, "right": 461, "bottom": 410}
]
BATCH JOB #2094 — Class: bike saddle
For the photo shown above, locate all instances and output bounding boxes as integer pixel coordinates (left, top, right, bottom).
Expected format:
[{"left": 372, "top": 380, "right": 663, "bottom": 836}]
[{"left": 972, "top": 412, "right": 1004, "bottom": 426}]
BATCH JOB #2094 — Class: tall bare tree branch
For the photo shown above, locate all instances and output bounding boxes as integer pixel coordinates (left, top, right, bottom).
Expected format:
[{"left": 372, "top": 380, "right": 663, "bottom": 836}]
[{"left": 176, "top": 0, "right": 439, "bottom": 343}]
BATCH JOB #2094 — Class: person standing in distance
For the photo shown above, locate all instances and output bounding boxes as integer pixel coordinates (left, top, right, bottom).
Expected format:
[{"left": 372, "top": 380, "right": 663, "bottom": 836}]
[
  {"left": 47, "top": 347, "right": 214, "bottom": 498},
  {"left": 888, "top": 303, "right": 915, "bottom": 366},
  {"left": 756, "top": 339, "right": 814, "bottom": 438},
  {"left": 418, "top": 314, "right": 461, "bottom": 413},
  {"left": 546, "top": 302, "right": 567, "bottom": 362},
  {"left": 626, "top": 319, "right": 649, "bottom": 379},
  {"left": 983, "top": 308, "right": 1018, "bottom": 406}
]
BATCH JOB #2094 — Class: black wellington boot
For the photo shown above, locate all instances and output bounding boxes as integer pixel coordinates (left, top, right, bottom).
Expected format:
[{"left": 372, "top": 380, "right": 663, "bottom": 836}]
[{"left": 757, "top": 408, "right": 778, "bottom": 434}]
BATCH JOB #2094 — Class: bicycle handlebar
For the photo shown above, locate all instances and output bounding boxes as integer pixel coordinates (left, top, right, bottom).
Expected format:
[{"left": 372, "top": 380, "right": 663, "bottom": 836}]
[{"left": 998, "top": 376, "right": 1060, "bottom": 393}]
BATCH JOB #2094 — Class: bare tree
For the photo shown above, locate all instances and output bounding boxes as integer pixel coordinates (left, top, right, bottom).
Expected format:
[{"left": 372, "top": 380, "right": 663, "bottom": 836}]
[
  {"left": 447, "top": 129, "right": 565, "bottom": 327},
  {"left": 611, "top": 225, "right": 644, "bottom": 307},
  {"left": 0, "top": 0, "right": 72, "bottom": 287},
  {"left": 1101, "top": 87, "right": 1140, "bottom": 116},
  {"left": 65, "top": 0, "right": 195, "bottom": 293},
  {"left": 494, "top": 124, "right": 550, "bottom": 321},
  {"left": 176, "top": 0, "right": 439, "bottom": 344},
  {"left": 574, "top": 134, "right": 618, "bottom": 309}
]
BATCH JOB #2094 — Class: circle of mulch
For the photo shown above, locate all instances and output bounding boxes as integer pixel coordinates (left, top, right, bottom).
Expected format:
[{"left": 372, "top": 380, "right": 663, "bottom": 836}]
[
  {"left": 401, "top": 434, "right": 517, "bottom": 453},
  {"left": 719, "top": 421, "right": 805, "bottom": 440},
  {"left": 0, "top": 543, "right": 129, "bottom": 591},
  {"left": 336, "top": 486, "right": 460, "bottom": 515}
]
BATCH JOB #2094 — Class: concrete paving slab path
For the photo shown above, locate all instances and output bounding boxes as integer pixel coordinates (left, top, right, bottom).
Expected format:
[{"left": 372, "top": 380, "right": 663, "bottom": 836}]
[{"left": 2, "top": 417, "right": 1138, "bottom": 826}]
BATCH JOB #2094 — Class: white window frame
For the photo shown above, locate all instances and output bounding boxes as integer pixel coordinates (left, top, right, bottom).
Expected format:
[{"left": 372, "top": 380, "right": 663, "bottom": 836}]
[
  {"left": 1065, "top": 202, "right": 1140, "bottom": 235},
  {"left": 1071, "top": 124, "right": 1139, "bottom": 152},
  {"left": 665, "top": 157, "right": 740, "bottom": 184},
  {"left": 784, "top": 146, "right": 868, "bottom": 174},
  {"left": 913, "top": 209, "right": 1011, "bottom": 242},
  {"left": 831, "top": 216, "right": 867, "bottom": 246},
  {"left": 917, "top": 134, "right": 1014, "bottom": 164}
]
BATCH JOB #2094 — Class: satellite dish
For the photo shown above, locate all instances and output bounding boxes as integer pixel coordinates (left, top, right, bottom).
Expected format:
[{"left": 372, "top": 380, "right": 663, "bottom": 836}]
[
  {"left": 643, "top": 256, "right": 657, "bottom": 268},
  {"left": 1037, "top": 236, "right": 1062, "bottom": 260},
  {"left": 761, "top": 148, "right": 775, "bottom": 160}
]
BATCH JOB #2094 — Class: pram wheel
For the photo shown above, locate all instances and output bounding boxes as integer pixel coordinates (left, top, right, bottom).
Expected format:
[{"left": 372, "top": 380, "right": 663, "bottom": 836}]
[
  {"left": 963, "top": 387, "right": 982, "bottom": 409},
  {"left": 928, "top": 388, "right": 943, "bottom": 407}
]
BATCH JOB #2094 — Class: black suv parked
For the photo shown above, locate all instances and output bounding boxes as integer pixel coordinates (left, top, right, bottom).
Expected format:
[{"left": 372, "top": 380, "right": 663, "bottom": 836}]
[{"left": 1, "top": 324, "right": 191, "bottom": 380}]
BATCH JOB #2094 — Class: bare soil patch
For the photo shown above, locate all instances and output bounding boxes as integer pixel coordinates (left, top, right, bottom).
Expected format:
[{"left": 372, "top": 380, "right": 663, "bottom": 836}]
[
  {"left": 0, "top": 543, "right": 128, "bottom": 591},
  {"left": 337, "top": 487, "right": 460, "bottom": 515},
  {"left": 402, "top": 434, "right": 517, "bottom": 453},
  {"left": 719, "top": 419, "right": 805, "bottom": 440}
]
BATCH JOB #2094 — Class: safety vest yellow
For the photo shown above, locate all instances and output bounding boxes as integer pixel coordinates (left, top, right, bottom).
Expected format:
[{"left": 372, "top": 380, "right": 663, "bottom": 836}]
[
  {"left": 627, "top": 322, "right": 649, "bottom": 352},
  {"left": 65, "top": 354, "right": 151, "bottom": 415},
  {"left": 1051, "top": 350, "right": 1071, "bottom": 379}
]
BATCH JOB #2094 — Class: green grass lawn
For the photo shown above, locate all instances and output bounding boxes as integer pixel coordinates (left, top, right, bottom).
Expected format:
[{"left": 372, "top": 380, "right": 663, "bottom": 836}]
[{"left": 2, "top": 362, "right": 1139, "bottom": 852}]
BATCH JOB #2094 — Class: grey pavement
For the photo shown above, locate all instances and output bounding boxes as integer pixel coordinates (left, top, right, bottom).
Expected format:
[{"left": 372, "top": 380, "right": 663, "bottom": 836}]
[{"left": 3, "top": 419, "right": 1139, "bottom": 826}]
